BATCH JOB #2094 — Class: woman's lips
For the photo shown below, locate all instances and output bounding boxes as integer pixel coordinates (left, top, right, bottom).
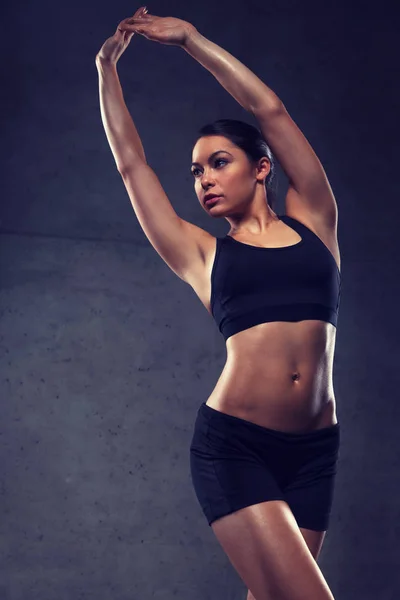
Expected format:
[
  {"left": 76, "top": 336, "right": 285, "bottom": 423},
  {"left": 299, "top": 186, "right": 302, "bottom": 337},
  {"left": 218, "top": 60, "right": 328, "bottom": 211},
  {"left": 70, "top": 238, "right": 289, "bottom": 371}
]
[{"left": 205, "top": 196, "right": 223, "bottom": 206}]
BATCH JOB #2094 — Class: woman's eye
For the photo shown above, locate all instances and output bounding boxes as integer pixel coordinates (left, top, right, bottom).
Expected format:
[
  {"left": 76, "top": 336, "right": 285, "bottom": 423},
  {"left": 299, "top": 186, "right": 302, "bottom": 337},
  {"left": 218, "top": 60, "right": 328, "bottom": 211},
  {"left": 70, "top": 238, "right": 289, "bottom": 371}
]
[
  {"left": 215, "top": 159, "right": 227, "bottom": 168},
  {"left": 191, "top": 158, "right": 227, "bottom": 177}
]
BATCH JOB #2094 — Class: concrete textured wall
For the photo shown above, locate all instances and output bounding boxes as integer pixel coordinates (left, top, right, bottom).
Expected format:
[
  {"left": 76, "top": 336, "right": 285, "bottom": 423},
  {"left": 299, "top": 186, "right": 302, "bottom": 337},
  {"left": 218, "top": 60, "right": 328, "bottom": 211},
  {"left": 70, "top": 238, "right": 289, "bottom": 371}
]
[{"left": 1, "top": 0, "right": 399, "bottom": 598}]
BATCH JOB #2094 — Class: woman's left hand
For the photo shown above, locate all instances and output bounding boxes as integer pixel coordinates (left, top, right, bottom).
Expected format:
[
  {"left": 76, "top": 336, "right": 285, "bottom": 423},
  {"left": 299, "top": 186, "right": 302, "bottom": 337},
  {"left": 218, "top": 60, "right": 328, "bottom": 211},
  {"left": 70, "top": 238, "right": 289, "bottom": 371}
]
[{"left": 118, "top": 8, "right": 197, "bottom": 47}]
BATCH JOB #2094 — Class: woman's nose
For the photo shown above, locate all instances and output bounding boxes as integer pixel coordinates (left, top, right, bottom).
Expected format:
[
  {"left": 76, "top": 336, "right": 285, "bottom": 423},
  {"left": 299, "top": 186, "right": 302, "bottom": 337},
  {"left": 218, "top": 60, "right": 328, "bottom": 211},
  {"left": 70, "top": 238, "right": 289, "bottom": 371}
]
[{"left": 201, "top": 173, "right": 215, "bottom": 185}]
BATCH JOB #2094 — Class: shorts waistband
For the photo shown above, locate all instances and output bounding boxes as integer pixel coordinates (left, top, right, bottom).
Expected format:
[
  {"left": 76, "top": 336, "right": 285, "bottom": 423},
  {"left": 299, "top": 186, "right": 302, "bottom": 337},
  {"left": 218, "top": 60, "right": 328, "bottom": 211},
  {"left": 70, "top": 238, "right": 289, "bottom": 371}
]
[{"left": 199, "top": 402, "right": 340, "bottom": 440}]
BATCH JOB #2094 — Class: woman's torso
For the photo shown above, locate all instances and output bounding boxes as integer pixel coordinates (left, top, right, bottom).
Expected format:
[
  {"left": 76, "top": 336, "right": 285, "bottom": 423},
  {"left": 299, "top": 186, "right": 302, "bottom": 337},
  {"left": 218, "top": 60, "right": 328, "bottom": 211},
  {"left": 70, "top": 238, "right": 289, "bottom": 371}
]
[{"left": 186, "top": 212, "right": 341, "bottom": 434}]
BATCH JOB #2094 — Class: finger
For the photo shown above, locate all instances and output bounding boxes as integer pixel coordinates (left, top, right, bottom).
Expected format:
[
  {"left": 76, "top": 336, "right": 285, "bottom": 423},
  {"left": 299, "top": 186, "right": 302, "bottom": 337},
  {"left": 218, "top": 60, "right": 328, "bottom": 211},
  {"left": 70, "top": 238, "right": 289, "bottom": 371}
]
[
  {"left": 121, "top": 22, "right": 145, "bottom": 33},
  {"left": 132, "top": 6, "right": 148, "bottom": 18},
  {"left": 128, "top": 12, "right": 152, "bottom": 22},
  {"left": 117, "top": 18, "right": 139, "bottom": 32},
  {"left": 127, "top": 17, "right": 151, "bottom": 24},
  {"left": 121, "top": 6, "right": 146, "bottom": 29},
  {"left": 117, "top": 9, "right": 150, "bottom": 33},
  {"left": 120, "top": 16, "right": 148, "bottom": 30}
]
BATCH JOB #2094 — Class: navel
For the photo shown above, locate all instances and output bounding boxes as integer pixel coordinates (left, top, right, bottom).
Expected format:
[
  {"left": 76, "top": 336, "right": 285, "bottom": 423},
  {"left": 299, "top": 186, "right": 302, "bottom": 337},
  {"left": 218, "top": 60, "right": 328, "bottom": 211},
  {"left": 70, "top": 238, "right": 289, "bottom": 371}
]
[{"left": 291, "top": 372, "right": 300, "bottom": 382}]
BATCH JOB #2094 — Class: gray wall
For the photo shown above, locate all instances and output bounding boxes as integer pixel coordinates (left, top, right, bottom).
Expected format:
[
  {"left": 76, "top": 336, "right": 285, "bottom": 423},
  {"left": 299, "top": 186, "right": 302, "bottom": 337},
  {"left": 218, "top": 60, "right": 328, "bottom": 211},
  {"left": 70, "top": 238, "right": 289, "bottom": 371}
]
[{"left": 1, "top": 0, "right": 399, "bottom": 598}]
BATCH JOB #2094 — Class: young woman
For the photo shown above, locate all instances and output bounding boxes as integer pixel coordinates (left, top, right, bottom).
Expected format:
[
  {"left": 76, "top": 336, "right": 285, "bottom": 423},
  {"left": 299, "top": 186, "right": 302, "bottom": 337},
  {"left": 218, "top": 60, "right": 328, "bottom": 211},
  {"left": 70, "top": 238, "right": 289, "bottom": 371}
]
[{"left": 97, "top": 8, "right": 341, "bottom": 600}]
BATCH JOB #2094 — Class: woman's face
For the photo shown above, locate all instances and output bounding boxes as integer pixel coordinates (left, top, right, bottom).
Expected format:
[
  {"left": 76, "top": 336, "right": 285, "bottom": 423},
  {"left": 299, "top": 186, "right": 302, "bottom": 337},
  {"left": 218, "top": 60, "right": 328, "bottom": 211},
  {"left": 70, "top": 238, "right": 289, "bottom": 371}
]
[{"left": 191, "top": 135, "right": 261, "bottom": 216}]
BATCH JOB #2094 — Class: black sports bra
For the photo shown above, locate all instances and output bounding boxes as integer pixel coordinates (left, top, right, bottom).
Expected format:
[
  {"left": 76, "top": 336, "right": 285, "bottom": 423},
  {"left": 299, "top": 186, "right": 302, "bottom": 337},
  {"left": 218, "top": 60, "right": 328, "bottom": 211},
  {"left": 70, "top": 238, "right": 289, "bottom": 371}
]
[{"left": 210, "top": 214, "right": 341, "bottom": 341}]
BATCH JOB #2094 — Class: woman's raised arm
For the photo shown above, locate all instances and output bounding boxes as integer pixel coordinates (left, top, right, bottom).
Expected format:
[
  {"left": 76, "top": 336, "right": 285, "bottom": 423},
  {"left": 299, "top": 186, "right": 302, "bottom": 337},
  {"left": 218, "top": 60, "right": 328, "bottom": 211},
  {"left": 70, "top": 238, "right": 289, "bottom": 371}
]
[
  {"left": 96, "top": 57, "right": 147, "bottom": 171},
  {"left": 95, "top": 15, "right": 211, "bottom": 283}
]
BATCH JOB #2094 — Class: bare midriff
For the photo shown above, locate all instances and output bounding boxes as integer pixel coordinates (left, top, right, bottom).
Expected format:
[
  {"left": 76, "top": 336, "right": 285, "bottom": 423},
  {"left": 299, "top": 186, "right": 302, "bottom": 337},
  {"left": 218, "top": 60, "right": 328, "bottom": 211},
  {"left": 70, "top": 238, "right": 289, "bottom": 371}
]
[{"left": 206, "top": 319, "right": 338, "bottom": 433}]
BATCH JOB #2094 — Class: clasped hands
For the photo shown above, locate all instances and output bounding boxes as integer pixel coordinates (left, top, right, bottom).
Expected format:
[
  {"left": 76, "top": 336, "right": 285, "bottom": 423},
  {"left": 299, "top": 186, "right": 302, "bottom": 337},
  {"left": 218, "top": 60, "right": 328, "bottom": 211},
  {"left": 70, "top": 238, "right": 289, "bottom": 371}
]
[
  {"left": 118, "top": 6, "right": 197, "bottom": 47},
  {"left": 96, "top": 6, "right": 197, "bottom": 65}
]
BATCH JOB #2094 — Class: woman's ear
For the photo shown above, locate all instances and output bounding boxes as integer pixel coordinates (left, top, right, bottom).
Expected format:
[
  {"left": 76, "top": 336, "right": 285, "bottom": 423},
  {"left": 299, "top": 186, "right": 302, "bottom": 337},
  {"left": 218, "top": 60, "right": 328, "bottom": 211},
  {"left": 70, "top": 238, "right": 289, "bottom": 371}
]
[{"left": 256, "top": 157, "right": 271, "bottom": 182}]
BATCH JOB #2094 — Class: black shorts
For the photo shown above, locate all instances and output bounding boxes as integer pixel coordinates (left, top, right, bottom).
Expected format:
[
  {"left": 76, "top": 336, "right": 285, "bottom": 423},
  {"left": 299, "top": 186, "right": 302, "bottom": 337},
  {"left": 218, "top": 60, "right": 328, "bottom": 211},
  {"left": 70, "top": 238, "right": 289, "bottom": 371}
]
[{"left": 190, "top": 402, "right": 340, "bottom": 531}]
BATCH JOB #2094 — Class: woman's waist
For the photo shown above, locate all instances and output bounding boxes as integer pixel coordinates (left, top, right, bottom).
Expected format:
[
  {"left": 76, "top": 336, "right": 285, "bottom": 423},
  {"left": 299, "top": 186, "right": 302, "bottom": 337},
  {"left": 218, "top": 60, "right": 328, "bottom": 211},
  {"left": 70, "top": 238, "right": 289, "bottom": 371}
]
[
  {"left": 207, "top": 361, "right": 337, "bottom": 432},
  {"left": 221, "top": 349, "right": 333, "bottom": 390}
]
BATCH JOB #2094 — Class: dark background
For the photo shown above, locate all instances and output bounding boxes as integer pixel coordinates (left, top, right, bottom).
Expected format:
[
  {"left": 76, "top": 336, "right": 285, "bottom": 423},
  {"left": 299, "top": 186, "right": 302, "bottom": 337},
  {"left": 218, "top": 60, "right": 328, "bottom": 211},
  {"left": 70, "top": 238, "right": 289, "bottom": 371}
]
[{"left": 1, "top": 0, "right": 399, "bottom": 598}]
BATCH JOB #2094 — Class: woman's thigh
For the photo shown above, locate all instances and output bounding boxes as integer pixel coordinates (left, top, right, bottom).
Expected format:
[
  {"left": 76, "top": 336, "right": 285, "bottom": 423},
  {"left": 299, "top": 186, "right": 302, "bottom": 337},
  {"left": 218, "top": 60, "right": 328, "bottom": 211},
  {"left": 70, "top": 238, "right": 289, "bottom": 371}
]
[{"left": 211, "top": 499, "right": 334, "bottom": 600}]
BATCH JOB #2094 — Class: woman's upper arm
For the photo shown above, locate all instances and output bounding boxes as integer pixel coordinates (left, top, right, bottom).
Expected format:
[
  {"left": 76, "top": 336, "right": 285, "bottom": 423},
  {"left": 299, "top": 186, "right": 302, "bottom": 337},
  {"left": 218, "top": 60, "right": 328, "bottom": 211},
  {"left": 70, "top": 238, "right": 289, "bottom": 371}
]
[
  {"left": 253, "top": 104, "right": 337, "bottom": 227},
  {"left": 120, "top": 163, "right": 210, "bottom": 282}
]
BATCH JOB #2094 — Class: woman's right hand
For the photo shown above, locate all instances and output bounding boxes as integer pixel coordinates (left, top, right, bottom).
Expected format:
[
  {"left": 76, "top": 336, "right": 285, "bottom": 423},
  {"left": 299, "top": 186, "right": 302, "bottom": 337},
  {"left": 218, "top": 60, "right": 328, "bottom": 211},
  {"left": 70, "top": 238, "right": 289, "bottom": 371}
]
[{"left": 96, "top": 6, "right": 148, "bottom": 64}]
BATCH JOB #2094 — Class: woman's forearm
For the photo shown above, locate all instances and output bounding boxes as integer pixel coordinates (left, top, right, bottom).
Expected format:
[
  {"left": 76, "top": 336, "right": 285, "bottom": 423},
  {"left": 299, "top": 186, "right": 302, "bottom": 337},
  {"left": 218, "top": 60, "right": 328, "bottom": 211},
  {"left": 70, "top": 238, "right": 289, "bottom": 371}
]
[
  {"left": 96, "top": 57, "right": 147, "bottom": 172},
  {"left": 182, "top": 29, "right": 282, "bottom": 115}
]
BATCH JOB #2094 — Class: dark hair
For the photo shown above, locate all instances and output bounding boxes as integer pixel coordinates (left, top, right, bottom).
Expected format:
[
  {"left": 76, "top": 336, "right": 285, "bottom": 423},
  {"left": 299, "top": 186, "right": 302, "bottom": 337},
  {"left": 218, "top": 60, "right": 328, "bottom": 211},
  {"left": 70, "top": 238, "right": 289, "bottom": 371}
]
[{"left": 193, "top": 118, "right": 277, "bottom": 210}]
